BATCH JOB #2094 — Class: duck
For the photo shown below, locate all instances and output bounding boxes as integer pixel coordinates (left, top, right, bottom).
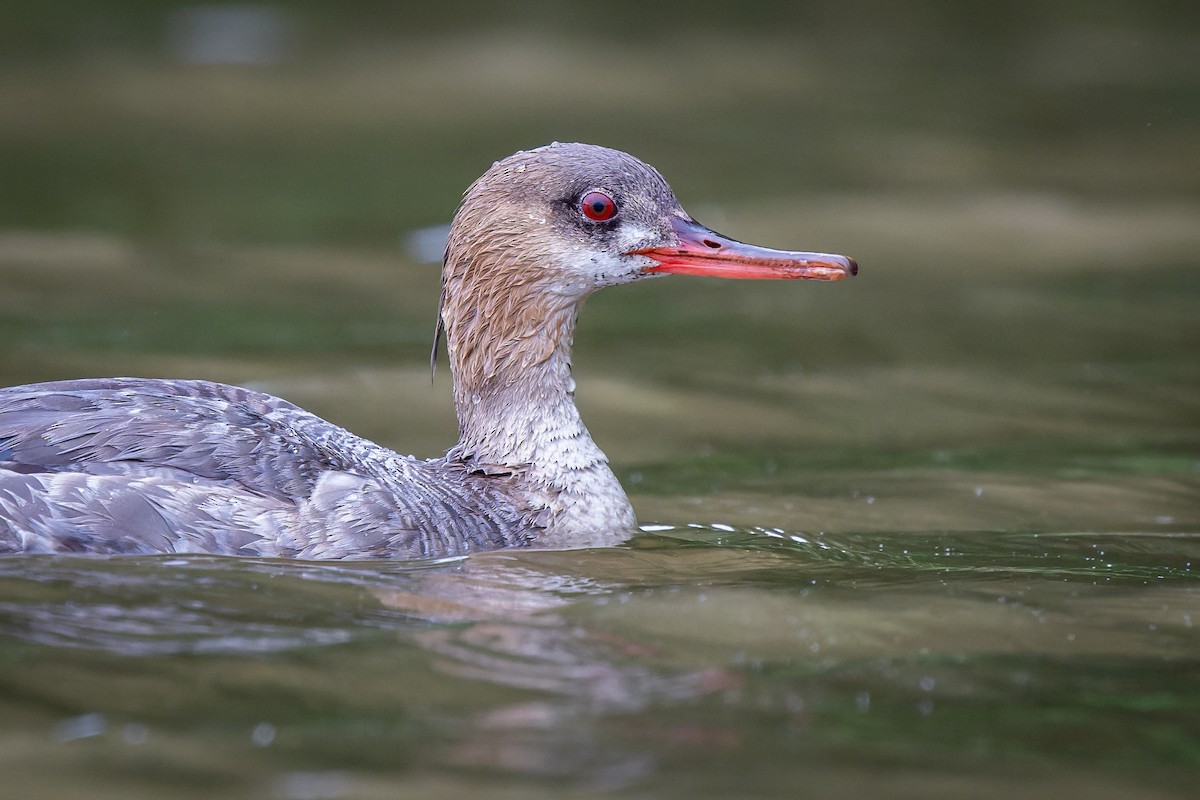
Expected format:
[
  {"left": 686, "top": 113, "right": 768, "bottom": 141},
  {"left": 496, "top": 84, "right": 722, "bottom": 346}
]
[{"left": 0, "top": 143, "right": 856, "bottom": 559}]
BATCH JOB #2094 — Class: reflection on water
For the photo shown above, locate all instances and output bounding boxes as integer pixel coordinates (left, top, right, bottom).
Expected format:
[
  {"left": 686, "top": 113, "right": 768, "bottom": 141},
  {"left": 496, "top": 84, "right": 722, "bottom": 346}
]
[{"left": 1, "top": 524, "right": 1196, "bottom": 797}]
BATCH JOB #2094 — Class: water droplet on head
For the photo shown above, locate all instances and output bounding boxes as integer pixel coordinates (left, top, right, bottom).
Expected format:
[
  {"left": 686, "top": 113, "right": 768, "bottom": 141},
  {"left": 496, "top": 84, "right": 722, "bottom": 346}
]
[{"left": 514, "top": 163, "right": 526, "bottom": 173}]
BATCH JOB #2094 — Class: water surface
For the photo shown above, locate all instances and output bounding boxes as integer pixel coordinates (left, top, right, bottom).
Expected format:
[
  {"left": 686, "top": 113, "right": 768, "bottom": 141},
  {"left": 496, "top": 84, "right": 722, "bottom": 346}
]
[{"left": 1, "top": 527, "right": 1196, "bottom": 799}]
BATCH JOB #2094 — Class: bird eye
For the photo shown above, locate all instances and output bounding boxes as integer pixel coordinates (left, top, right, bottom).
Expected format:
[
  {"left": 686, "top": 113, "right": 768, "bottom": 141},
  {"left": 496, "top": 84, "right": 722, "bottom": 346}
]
[{"left": 580, "top": 191, "right": 617, "bottom": 221}]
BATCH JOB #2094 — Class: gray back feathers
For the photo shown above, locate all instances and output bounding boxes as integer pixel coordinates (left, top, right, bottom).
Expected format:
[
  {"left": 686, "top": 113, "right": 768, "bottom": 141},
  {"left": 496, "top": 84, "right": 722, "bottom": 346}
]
[{"left": 0, "top": 379, "right": 534, "bottom": 559}]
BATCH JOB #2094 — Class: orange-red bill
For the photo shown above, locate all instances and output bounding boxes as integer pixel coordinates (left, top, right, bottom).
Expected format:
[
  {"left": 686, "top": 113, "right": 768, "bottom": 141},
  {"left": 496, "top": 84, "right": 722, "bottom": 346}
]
[{"left": 631, "top": 217, "right": 857, "bottom": 281}]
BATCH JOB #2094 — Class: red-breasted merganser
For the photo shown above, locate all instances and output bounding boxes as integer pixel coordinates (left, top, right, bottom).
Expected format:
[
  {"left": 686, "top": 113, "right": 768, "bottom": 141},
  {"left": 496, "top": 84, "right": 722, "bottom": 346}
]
[{"left": 0, "top": 143, "right": 856, "bottom": 559}]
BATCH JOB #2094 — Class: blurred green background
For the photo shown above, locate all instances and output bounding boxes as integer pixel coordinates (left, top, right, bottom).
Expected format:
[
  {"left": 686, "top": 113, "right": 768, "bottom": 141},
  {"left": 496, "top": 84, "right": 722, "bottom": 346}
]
[{"left": 4, "top": 2, "right": 1196, "bottom": 241}]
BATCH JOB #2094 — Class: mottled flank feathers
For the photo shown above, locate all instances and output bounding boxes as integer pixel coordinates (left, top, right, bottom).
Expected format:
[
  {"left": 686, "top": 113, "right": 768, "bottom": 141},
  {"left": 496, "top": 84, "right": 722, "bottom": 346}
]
[{"left": 0, "top": 379, "right": 534, "bottom": 559}]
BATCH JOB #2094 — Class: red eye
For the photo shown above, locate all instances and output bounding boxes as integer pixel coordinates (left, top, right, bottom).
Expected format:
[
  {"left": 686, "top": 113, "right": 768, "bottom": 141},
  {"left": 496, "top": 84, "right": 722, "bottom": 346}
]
[{"left": 581, "top": 191, "right": 617, "bottom": 221}]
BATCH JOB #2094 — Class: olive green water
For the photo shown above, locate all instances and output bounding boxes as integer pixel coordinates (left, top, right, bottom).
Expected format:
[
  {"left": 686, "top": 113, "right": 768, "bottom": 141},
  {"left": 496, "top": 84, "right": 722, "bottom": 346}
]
[{"left": 1, "top": 4, "right": 1198, "bottom": 798}]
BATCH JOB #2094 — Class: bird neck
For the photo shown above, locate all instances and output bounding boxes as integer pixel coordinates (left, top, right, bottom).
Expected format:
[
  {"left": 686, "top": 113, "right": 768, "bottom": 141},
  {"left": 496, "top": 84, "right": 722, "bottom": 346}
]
[
  {"left": 447, "top": 290, "right": 588, "bottom": 467},
  {"left": 441, "top": 275, "right": 603, "bottom": 465},
  {"left": 440, "top": 279, "right": 634, "bottom": 538}
]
